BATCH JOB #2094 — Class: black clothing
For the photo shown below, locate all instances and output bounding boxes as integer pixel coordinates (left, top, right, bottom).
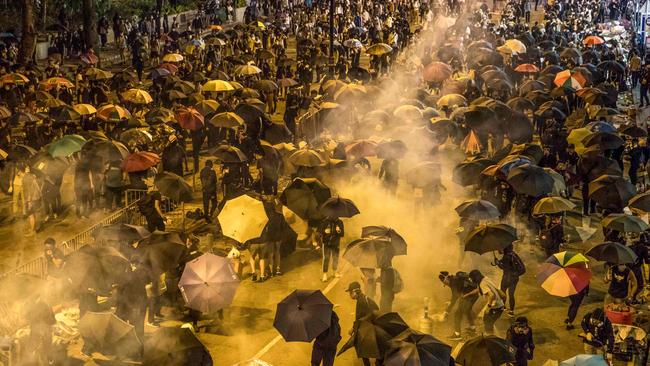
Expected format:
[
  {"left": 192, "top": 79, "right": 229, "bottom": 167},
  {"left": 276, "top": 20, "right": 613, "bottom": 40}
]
[
  {"left": 355, "top": 294, "right": 379, "bottom": 320},
  {"left": 506, "top": 325, "right": 534, "bottom": 366},
  {"left": 312, "top": 311, "right": 341, "bottom": 366},
  {"left": 608, "top": 265, "right": 632, "bottom": 299},
  {"left": 581, "top": 309, "right": 615, "bottom": 352}
]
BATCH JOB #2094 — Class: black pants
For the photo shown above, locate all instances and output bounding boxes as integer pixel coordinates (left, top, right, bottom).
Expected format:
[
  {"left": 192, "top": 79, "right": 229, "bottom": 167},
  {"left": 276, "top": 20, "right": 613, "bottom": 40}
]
[
  {"left": 322, "top": 245, "right": 339, "bottom": 273},
  {"left": 567, "top": 290, "right": 587, "bottom": 323},
  {"left": 146, "top": 215, "right": 165, "bottom": 232},
  {"left": 500, "top": 274, "right": 519, "bottom": 312},
  {"left": 202, "top": 191, "right": 217, "bottom": 217},
  {"left": 105, "top": 186, "right": 123, "bottom": 208},
  {"left": 454, "top": 296, "right": 478, "bottom": 332},
  {"left": 311, "top": 345, "right": 336, "bottom": 366},
  {"left": 641, "top": 86, "right": 650, "bottom": 106},
  {"left": 515, "top": 350, "right": 529, "bottom": 366},
  {"left": 484, "top": 307, "right": 503, "bottom": 334}
]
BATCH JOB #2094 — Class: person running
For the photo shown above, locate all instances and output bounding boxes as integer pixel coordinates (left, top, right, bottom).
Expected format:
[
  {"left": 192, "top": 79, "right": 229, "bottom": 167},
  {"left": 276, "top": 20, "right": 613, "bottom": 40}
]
[{"left": 439, "top": 271, "right": 478, "bottom": 340}]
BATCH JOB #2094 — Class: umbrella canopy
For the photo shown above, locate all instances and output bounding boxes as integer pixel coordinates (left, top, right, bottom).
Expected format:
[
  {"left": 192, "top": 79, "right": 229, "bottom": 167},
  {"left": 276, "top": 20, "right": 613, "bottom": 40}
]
[
  {"left": 122, "top": 88, "right": 153, "bottom": 104},
  {"left": 507, "top": 164, "right": 554, "bottom": 197},
  {"left": 195, "top": 100, "right": 220, "bottom": 116},
  {"left": 339, "top": 311, "right": 410, "bottom": 358},
  {"left": 209, "top": 112, "right": 245, "bottom": 129},
  {"left": 453, "top": 158, "right": 494, "bottom": 186},
  {"left": 122, "top": 151, "right": 160, "bottom": 172},
  {"left": 405, "top": 162, "right": 441, "bottom": 188},
  {"left": 588, "top": 175, "right": 636, "bottom": 209},
  {"left": 361, "top": 226, "right": 407, "bottom": 256},
  {"left": 629, "top": 192, "right": 650, "bottom": 212},
  {"left": 464, "top": 224, "right": 518, "bottom": 254},
  {"left": 211, "top": 145, "right": 248, "bottom": 163},
  {"left": 139, "top": 231, "right": 188, "bottom": 272},
  {"left": 583, "top": 35, "right": 605, "bottom": 45},
  {"left": 560, "top": 354, "right": 609, "bottom": 366},
  {"left": 554, "top": 70, "right": 587, "bottom": 89},
  {"left": 280, "top": 177, "right": 332, "bottom": 220},
  {"left": 385, "top": 329, "right": 452, "bottom": 366},
  {"left": 73, "top": 103, "right": 97, "bottom": 116},
  {"left": 162, "top": 53, "right": 184, "bottom": 62},
  {"left": 289, "top": 149, "right": 326, "bottom": 167},
  {"left": 436, "top": 94, "right": 467, "bottom": 108},
  {"left": 155, "top": 172, "right": 193, "bottom": 202},
  {"left": 582, "top": 132, "right": 624, "bottom": 150},
  {"left": 273, "top": 289, "right": 333, "bottom": 342},
  {"left": 537, "top": 251, "right": 591, "bottom": 297},
  {"left": 179, "top": 253, "right": 240, "bottom": 313},
  {"left": 344, "top": 237, "right": 395, "bottom": 268},
  {"left": 202, "top": 79, "right": 234, "bottom": 92},
  {"left": 144, "top": 327, "right": 213, "bottom": 365},
  {"left": 366, "top": 43, "right": 393, "bottom": 55},
  {"left": 175, "top": 107, "right": 205, "bottom": 131},
  {"left": 514, "top": 63, "right": 539, "bottom": 73},
  {"left": 532, "top": 197, "right": 576, "bottom": 215},
  {"left": 320, "top": 196, "right": 360, "bottom": 218},
  {"left": 455, "top": 199, "right": 500, "bottom": 220},
  {"left": 234, "top": 64, "right": 263, "bottom": 76},
  {"left": 218, "top": 195, "right": 269, "bottom": 243},
  {"left": 585, "top": 242, "right": 637, "bottom": 264},
  {"left": 422, "top": 62, "right": 453, "bottom": 83},
  {"left": 454, "top": 335, "right": 516, "bottom": 366},
  {"left": 97, "top": 104, "right": 131, "bottom": 122},
  {"left": 79, "top": 312, "right": 141, "bottom": 358},
  {"left": 601, "top": 214, "right": 649, "bottom": 233},
  {"left": 30, "top": 152, "right": 69, "bottom": 179},
  {"left": 82, "top": 139, "right": 129, "bottom": 161},
  {"left": 94, "top": 223, "right": 151, "bottom": 242},
  {"left": 64, "top": 245, "right": 129, "bottom": 292},
  {"left": 48, "top": 134, "right": 87, "bottom": 157},
  {"left": 345, "top": 140, "right": 378, "bottom": 158}
]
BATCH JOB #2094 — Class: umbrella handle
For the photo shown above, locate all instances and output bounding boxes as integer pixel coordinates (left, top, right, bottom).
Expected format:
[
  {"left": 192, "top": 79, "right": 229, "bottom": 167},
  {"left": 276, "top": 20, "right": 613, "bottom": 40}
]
[{"left": 491, "top": 251, "right": 498, "bottom": 266}]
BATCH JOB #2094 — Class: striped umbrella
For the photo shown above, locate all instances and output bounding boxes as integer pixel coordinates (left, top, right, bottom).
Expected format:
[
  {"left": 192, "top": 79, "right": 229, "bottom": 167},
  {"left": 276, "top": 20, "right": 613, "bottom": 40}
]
[
  {"left": 554, "top": 70, "right": 587, "bottom": 89},
  {"left": 537, "top": 251, "right": 591, "bottom": 297}
]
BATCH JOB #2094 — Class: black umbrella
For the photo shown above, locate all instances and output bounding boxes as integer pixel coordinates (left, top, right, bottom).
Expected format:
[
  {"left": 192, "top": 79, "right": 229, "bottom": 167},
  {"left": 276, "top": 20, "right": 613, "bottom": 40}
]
[
  {"left": 455, "top": 200, "right": 500, "bottom": 220},
  {"left": 385, "top": 329, "right": 452, "bottom": 366},
  {"left": 629, "top": 192, "right": 650, "bottom": 212},
  {"left": 343, "top": 237, "right": 395, "bottom": 268},
  {"left": 320, "top": 196, "right": 360, "bottom": 218},
  {"left": 507, "top": 97, "right": 535, "bottom": 112},
  {"left": 263, "top": 122, "right": 293, "bottom": 144},
  {"left": 338, "top": 311, "right": 410, "bottom": 359},
  {"left": 588, "top": 174, "right": 636, "bottom": 209},
  {"left": 518, "top": 80, "right": 546, "bottom": 95},
  {"left": 507, "top": 164, "right": 554, "bottom": 197},
  {"left": 79, "top": 312, "right": 142, "bottom": 359},
  {"left": 210, "top": 145, "right": 248, "bottom": 163},
  {"left": 154, "top": 172, "right": 193, "bottom": 202},
  {"left": 618, "top": 124, "right": 647, "bottom": 138},
  {"left": 582, "top": 131, "right": 624, "bottom": 150},
  {"left": 585, "top": 242, "right": 638, "bottom": 264},
  {"left": 535, "top": 106, "right": 566, "bottom": 120},
  {"left": 144, "top": 327, "right": 213, "bottom": 365},
  {"left": 8, "top": 144, "right": 37, "bottom": 161},
  {"left": 361, "top": 226, "right": 407, "bottom": 256},
  {"left": 139, "top": 231, "right": 188, "bottom": 271},
  {"left": 64, "top": 245, "right": 129, "bottom": 293},
  {"left": 454, "top": 335, "right": 516, "bottom": 366},
  {"left": 509, "top": 143, "right": 544, "bottom": 163},
  {"left": 273, "top": 289, "right": 333, "bottom": 342},
  {"left": 504, "top": 112, "right": 534, "bottom": 143},
  {"left": 280, "top": 177, "right": 332, "bottom": 220},
  {"left": 598, "top": 60, "right": 625, "bottom": 74},
  {"left": 29, "top": 152, "right": 69, "bottom": 179},
  {"left": 464, "top": 223, "right": 518, "bottom": 254},
  {"left": 453, "top": 158, "right": 494, "bottom": 186},
  {"left": 94, "top": 223, "right": 151, "bottom": 242},
  {"left": 81, "top": 139, "right": 130, "bottom": 161}
]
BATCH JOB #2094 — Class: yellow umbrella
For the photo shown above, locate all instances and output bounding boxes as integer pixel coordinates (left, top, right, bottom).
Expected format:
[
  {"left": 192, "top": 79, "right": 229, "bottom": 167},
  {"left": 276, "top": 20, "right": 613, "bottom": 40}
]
[
  {"left": 249, "top": 21, "right": 266, "bottom": 30},
  {"left": 84, "top": 67, "right": 114, "bottom": 80},
  {"left": 97, "top": 104, "right": 131, "bottom": 122},
  {"left": 73, "top": 103, "right": 97, "bottom": 115},
  {"left": 496, "top": 45, "right": 514, "bottom": 55},
  {"left": 162, "top": 53, "right": 184, "bottom": 62},
  {"left": 366, "top": 43, "right": 393, "bottom": 55},
  {"left": 437, "top": 93, "right": 467, "bottom": 108},
  {"left": 202, "top": 79, "right": 234, "bottom": 92},
  {"left": 320, "top": 102, "right": 340, "bottom": 109},
  {"left": 122, "top": 88, "right": 153, "bottom": 104},
  {"left": 504, "top": 39, "right": 527, "bottom": 54},
  {"left": 217, "top": 195, "right": 269, "bottom": 243},
  {"left": 229, "top": 81, "right": 244, "bottom": 90},
  {"left": 37, "top": 98, "right": 67, "bottom": 108},
  {"left": 1, "top": 73, "right": 29, "bottom": 85},
  {"left": 208, "top": 112, "right": 244, "bottom": 129},
  {"left": 567, "top": 127, "right": 590, "bottom": 155},
  {"left": 234, "top": 64, "right": 262, "bottom": 76},
  {"left": 194, "top": 99, "right": 220, "bottom": 115},
  {"left": 210, "top": 24, "right": 223, "bottom": 31},
  {"left": 41, "top": 77, "right": 74, "bottom": 89}
]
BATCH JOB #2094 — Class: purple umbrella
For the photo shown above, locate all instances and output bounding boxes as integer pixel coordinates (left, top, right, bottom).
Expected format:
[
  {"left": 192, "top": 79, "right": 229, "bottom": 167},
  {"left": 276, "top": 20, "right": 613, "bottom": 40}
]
[{"left": 178, "top": 253, "right": 240, "bottom": 313}]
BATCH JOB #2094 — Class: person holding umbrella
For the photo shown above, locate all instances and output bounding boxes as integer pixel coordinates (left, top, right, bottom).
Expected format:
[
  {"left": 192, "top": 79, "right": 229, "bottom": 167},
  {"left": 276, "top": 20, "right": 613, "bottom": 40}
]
[
  {"left": 200, "top": 160, "right": 218, "bottom": 222},
  {"left": 345, "top": 282, "right": 379, "bottom": 366},
  {"left": 317, "top": 215, "right": 344, "bottom": 282}
]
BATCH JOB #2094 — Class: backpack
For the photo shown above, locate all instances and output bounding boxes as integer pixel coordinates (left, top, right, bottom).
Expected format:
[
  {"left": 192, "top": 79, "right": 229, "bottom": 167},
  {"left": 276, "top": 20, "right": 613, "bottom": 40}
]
[
  {"left": 455, "top": 271, "right": 475, "bottom": 293},
  {"left": 393, "top": 269, "right": 404, "bottom": 293},
  {"left": 511, "top": 252, "right": 526, "bottom": 277}
]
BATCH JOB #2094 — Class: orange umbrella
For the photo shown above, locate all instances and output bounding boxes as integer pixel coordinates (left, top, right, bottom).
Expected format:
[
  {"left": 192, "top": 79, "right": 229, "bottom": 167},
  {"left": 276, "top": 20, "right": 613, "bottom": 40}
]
[
  {"left": 175, "top": 107, "right": 204, "bottom": 131},
  {"left": 122, "top": 151, "right": 160, "bottom": 172},
  {"left": 97, "top": 104, "right": 131, "bottom": 122},
  {"left": 514, "top": 63, "right": 540, "bottom": 73},
  {"left": 1, "top": 73, "right": 29, "bottom": 85},
  {"left": 40, "top": 77, "right": 74, "bottom": 90},
  {"left": 554, "top": 70, "right": 587, "bottom": 89},
  {"left": 422, "top": 61, "right": 453, "bottom": 83},
  {"left": 583, "top": 35, "right": 605, "bottom": 46}
]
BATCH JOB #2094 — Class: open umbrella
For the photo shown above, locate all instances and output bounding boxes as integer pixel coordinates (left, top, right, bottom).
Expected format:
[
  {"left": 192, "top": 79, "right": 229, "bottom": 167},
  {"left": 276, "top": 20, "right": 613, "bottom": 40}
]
[
  {"left": 366, "top": 43, "right": 393, "bottom": 55},
  {"left": 211, "top": 145, "right": 248, "bottom": 163},
  {"left": 583, "top": 35, "right": 605, "bottom": 46},
  {"left": 97, "top": 104, "right": 131, "bottom": 122},
  {"left": 48, "top": 134, "right": 87, "bottom": 157},
  {"left": 345, "top": 140, "right": 378, "bottom": 158},
  {"left": 178, "top": 253, "right": 240, "bottom": 313},
  {"left": 507, "top": 164, "right": 554, "bottom": 197},
  {"left": 582, "top": 132, "right": 624, "bottom": 150},
  {"left": 175, "top": 107, "right": 205, "bottom": 131},
  {"left": 385, "top": 329, "right": 452, "bottom": 366},
  {"left": 537, "top": 251, "right": 591, "bottom": 297},
  {"left": 218, "top": 195, "right": 269, "bottom": 243},
  {"left": 629, "top": 192, "right": 650, "bottom": 212},
  {"left": 94, "top": 223, "right": 151, "bottom": 242},
  {"left": 588, "top": 175, "right": 636, "bottom": 209},
  {"left": 464, "top": 224, "right": 518, "bottom": 254},
  {"left": 273, "top": 289, "right": 333, "bottom": 342},
  {"left": 554, "top": 70, "right": 587, "bottom": 89},
  {"left": 144, "top": 327, "right": 213, "bottom": 365},
  {"left": 82, "top": 139, "right": 129, "bottom": 161},
  {"left": 122, "top": 88, "right": 153, "bottom": 104},
  {"left": 585, "top": 242, "right": 637, "bottom": 264},
  {"left": 343, "top": 237, "right": 395, "bottom": 268},
  {"left": 209, "top": 112, "right": 244, "bottom": 129},
  {"left": 601, "top": 214, "right": 649, "bottom": 233},
  {"left": 202, "top": 79, "right": 234, "bottom": 92},
  {"left": 155, "top": 172, "right": 193, "bottom": 202},
  {"left": 453, "top": 158, "right": 494, "bottom": 186},
  {"left": 560, "top": 354, "right": 608, "bottom": 366},
  {"left": 73, "top": 103, "right": 97, "bottom": 116},
  {"left": 64, "top": 245, "right": 129, "bottom": 292},
  {"left": 423, "top": 62, "right": 453, "bottom": 83},
  {"left": 514, "top": 63, "right": 539, "bottom": 73},
  {"left": 455, "top": 200, "right": 500, "bottom": 220},
  {"left": 532, "top": 197, "right": 576, "bottom": 215},
  {"left": 339, "top": 311, "right": 409, "bottom": 358},
  {"left": 361, "top": 226, "right": 407, "bottom": 256},
  {"left": 453, "top": 335, "right": 516, "bottom": 366},
  {"left": 280, "top": 177, "right": 331, "bottom": 220},
  {"left": 139, "top": 231, "right": 188, "bottom": 271},
  {"left": 162, "top": 53, "right": 184, "bottom": 62},
  {"left": 30, "top": 152, "right": 69, "bottom": 179},
  {"left": 79, "top": 312, "right": 142, "bottom": 358},
  {"left": 320, "top": 196, "right": 360, "bottom": 218},
  {"left": 234, "top": 64, "right": 262, "bottom": 76},
  {"left": 122, "top": 151, "right": 160, "bottom": 172},
  {"left": 405, "top": 162, "right": 441, "bottom": 188},
  {"left": 289, "top": 149, "right": 326, "bottom": 167}
]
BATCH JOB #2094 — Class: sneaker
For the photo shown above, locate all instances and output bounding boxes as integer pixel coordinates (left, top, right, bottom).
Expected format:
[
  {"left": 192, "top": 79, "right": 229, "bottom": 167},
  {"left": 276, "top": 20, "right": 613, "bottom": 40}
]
[
  {"left": 334, "top": 272, "right": 342, "bottom": 278},
  {"left": 322, "top": 273, "right": 328, "bottom": 282},
  {"left": 146, "top": 321, "right": 159, "bottom": 328},
  {"left": 275, "top": 269, "right": 282, "bottom": 276},
  {"left": 448, "top": 332, "right": 462, "bottom": 340},
  {"left": 251, "top": 274, "right": 258, "bottom": 282},
  {"left": 566, "top": 323, "right": 575, "bottom": 330},
  {"left": 259, "top": 276, "right": 267, "bottom": 282},
  {"left": 506, "top": 310, "right": 515, "bottom": 317}
]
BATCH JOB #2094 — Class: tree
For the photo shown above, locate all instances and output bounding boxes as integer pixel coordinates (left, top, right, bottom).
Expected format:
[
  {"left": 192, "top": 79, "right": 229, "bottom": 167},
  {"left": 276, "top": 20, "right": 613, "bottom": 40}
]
[
  {"left": 18, "top": 0, "right": 37, "bottom": 64},
  {"left": 82, "top": 0, "right": 98, "bottom": 52}
]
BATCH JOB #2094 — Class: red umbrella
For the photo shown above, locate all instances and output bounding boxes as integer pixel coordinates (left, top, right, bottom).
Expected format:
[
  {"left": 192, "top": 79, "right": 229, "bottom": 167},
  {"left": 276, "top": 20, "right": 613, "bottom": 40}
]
[
  {"left": 422, "top": 62, "right": 452, "bottom": 83},
  {"left": 514, "top": 63, "right": 539, "bottom": 73},
  {"left": 175, "top": 107, "right": 205, "bottom": 131},
  {"left": 122, "top": 151, "right": 160, "bottom": 172},
  {"left": 583, "top": 35, "right": 605, "bottom": 46},
  {"left": 80, "top": 51, "right": 99, "bottom": 65}
]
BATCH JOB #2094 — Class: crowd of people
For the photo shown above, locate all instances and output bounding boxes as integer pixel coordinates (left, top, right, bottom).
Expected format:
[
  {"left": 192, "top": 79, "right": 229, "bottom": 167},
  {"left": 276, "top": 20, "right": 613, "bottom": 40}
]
[{"left": 0, "top": 0, "right": 650, "bottom": 364}]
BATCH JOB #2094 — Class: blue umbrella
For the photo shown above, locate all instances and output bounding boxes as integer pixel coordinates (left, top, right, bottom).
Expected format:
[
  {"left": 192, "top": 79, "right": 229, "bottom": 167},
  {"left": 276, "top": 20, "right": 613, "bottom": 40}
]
[{"left": 560, "top": 354, "right": 608, "bottom": 366}]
